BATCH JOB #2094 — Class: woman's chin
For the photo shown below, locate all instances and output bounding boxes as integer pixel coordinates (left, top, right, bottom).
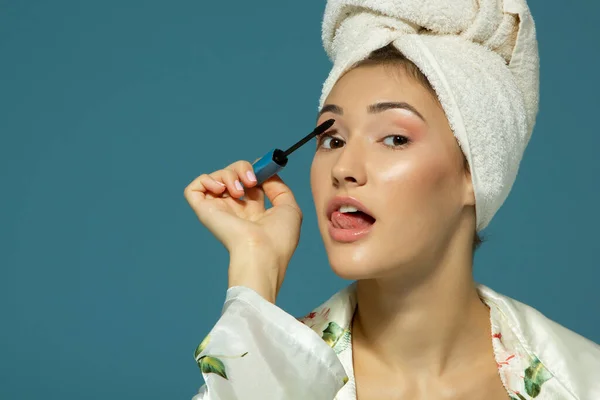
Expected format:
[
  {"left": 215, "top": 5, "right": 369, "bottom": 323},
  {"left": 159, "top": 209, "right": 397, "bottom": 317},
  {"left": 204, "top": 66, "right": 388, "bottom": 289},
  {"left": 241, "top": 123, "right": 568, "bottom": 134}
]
[
  {"left": 326, "top": 249, "right": 384, "bottom": 280},
  {"left": 329, "top": 267, "right": 373, "bottom": 281},
  {"left": 324, "top": 242, "right": 416, "bottom": 281},
  {"left": 319, "top": 222, "right": 404, "bottom": 279}
]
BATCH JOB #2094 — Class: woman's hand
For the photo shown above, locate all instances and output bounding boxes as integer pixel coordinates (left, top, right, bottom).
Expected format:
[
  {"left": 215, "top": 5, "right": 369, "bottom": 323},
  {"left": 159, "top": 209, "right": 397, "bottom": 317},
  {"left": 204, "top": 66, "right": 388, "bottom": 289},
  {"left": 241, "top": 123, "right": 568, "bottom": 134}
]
[{"left": 184, "top": 160, "right": 303, "bottom": 303}]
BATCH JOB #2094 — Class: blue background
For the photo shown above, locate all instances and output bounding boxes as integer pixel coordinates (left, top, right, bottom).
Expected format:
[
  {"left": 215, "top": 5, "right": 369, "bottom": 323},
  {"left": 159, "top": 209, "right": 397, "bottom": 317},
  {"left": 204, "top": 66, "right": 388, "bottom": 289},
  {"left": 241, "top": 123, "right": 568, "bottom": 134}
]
[{"left": 1, "top": 1, "right": 599, "bottom": 399}]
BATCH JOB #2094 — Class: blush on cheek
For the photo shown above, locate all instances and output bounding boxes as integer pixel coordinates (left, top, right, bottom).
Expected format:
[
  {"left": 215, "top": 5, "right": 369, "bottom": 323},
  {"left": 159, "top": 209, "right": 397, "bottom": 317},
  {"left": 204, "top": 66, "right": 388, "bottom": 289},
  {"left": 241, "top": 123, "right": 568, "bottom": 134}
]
[
  {"left": 377, "top": 154, "right": 445, "bottom": 188},
  {"left": 376, "top": 151, "right": 454, "bottom": 213}
]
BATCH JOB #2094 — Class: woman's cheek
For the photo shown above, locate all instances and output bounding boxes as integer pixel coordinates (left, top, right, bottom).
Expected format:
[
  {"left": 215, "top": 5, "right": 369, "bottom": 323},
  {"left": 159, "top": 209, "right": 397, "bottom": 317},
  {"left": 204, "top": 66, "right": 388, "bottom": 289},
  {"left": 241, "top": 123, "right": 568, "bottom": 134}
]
[
  {"left": 374, "top": 155, "right": 433, "bottom": 188},
  {"left": 374, "top": 153, "right": 451, "bottom": 213}
]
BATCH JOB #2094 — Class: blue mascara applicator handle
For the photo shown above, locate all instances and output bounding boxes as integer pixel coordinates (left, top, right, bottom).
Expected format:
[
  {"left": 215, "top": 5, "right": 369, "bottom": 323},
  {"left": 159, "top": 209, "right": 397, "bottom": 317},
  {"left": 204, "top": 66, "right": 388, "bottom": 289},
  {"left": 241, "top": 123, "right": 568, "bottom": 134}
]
[
  {"left": 250, "top": 119, "right": 335, "bottom": 186},
  {"left": 252, "top": 148, "right": 289, "bottom": 185}
]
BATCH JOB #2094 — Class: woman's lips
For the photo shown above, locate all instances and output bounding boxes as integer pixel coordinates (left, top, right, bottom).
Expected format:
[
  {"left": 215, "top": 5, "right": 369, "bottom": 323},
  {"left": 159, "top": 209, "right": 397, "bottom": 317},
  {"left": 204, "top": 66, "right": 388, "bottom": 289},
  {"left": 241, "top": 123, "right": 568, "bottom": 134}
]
[
  {"left": 327, "top": 219, "right": 374, "bottom": 243},
  {"left": 326, "top": 196, "right": 375, "bottom": 221}
]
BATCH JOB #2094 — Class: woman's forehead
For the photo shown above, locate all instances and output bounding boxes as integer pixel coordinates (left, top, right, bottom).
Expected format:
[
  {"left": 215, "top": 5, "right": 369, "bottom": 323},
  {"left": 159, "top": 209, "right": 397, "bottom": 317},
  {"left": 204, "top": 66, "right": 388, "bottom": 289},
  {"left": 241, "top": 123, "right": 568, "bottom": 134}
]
[
  {"left": 321, "top": 65, "right": 444, "bottom": 125},
  {"left": 325, "top": 65, "right": 439, "bottom": 113}
]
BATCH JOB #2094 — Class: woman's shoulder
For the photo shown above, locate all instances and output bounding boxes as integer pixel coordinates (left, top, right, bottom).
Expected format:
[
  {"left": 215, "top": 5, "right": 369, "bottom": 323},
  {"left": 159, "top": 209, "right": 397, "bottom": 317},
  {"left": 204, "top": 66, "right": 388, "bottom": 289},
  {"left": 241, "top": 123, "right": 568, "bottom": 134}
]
[{"left": 477, "top": 283, "right": 600, "bottom": 399}]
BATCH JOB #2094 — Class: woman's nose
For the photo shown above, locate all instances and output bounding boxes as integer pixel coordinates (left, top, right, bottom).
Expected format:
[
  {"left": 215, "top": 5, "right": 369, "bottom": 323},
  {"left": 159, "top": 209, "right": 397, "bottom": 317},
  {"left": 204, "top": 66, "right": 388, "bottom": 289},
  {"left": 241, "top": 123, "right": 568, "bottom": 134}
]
[{"left": 331, "top": 141, "right": 366, "bottom": 188}]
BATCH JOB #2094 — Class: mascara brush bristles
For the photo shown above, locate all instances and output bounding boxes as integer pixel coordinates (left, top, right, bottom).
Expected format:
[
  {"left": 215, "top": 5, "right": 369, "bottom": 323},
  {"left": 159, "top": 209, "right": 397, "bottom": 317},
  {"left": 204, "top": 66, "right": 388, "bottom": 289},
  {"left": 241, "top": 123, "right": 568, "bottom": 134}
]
[{"left": 283, "top": 119, "right": 335, "bottom": 157}]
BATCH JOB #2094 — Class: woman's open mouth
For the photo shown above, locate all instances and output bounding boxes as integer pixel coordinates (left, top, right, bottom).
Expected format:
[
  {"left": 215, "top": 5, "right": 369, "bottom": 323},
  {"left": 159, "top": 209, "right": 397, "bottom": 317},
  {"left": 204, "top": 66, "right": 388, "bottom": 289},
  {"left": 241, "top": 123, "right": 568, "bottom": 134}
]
[{"left": 326, "top": 200, "right": 376, "bottom": 243}]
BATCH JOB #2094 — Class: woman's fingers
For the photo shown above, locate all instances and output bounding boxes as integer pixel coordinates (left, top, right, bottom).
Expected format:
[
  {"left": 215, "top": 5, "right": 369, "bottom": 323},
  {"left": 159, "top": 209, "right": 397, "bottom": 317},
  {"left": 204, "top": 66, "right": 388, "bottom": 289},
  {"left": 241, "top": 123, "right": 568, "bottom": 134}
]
[
  {"left": 221, "top": 161, "right": 265, "bottom": 213},
  {"left": 226, "top": 160, "right": 258, "bottom": 188},
  {"left": 198, "top": 174, "right": 227, "bottom": 194},
  {"left": 201, "top": 160, "right": 256, "bottom": 199},
  {"left": 184, "top": 174, "right": 218, "bottom": 202},
  {"left": 184, "top": 160, "right": 267, "bottom": 217},
  {"left": 225, "top": 160, "right": 257, "bottom": 188}
]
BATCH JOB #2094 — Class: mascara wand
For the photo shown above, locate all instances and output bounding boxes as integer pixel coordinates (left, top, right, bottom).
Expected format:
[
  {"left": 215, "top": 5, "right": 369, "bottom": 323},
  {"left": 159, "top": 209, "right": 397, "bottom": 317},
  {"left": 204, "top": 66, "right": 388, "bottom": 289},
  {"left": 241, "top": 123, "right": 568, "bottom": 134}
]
[{"left": 251, "top": 119, "right": 335, "bottom": 185}]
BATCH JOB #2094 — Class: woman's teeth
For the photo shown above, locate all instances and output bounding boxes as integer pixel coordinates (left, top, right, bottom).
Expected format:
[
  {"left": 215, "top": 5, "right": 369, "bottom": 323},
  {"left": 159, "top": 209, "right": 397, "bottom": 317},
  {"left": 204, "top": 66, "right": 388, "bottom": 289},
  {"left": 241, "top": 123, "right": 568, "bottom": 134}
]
[{"left": 338, "top": 205, "right": 359, "bottom": 213}]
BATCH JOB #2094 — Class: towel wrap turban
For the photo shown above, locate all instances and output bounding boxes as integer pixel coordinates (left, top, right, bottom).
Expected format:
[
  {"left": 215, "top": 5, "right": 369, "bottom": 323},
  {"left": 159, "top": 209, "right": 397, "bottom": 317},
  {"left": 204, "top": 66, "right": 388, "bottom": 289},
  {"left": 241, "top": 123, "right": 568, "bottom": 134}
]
[{"left": 319, "top": 0, "right": 540, "bottom": 231}]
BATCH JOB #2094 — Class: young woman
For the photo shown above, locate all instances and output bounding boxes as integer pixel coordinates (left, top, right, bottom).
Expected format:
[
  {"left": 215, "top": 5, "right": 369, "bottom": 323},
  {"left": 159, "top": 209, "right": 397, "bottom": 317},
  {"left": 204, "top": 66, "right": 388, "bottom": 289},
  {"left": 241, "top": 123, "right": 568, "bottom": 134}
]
[{"left": 184, "top": 1, "right": 600, "bottom": 399}]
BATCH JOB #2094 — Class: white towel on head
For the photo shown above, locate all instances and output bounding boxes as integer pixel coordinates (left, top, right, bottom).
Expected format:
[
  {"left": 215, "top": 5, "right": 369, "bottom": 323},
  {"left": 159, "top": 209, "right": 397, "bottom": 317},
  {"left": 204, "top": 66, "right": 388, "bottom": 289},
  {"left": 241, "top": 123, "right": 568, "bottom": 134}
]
[{"left": 319, "top": 0, "right": 539, "bottom": 232}]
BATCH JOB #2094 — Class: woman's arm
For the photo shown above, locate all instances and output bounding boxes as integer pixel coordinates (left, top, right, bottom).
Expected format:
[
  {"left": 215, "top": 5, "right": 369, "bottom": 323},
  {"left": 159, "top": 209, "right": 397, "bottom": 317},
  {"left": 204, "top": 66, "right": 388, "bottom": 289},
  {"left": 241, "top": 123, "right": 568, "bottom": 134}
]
[{"left": 184, "top": 161, "right": 347, "bottom": 398}]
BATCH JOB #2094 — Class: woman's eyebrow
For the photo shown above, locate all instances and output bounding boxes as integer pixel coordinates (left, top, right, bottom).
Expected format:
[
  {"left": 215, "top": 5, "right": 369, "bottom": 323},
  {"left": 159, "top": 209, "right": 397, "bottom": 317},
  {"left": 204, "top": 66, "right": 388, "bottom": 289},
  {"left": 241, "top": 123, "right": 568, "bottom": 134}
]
[
  {"left": 317, "top": 102, "right": 426, "bottom": 123},
  {"left": 368, "top": 102, "right": 426, "bottom": 122},
  {"left": 317, "top": 104, "right": 343, "bottom": 122}
]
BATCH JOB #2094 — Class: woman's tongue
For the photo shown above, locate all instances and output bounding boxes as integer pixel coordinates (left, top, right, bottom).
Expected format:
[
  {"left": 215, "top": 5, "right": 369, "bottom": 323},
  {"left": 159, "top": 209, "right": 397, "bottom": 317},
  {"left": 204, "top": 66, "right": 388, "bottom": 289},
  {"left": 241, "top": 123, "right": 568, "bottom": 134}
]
[{"left": 331, "top": 211, "right": 374, "bottom": 230}]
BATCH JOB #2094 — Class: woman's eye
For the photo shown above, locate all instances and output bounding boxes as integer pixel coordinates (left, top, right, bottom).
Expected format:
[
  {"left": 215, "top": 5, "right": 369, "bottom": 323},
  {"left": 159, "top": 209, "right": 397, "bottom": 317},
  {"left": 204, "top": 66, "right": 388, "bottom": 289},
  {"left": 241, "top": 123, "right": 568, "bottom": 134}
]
[
  {"left": 317, "top": 134, "right": 345, "bottom": 150},
  {"left": 316, "top": 134, "right": 409, "bottom": 150},
  {"left": 382, "top": 135, "right": 410, "bottom": 148}
]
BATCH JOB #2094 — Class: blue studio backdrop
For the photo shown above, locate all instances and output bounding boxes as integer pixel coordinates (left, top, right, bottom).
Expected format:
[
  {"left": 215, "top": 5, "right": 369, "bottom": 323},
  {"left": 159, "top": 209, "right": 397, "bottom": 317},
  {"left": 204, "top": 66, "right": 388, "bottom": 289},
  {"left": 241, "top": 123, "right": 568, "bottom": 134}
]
[{"left": 1, "top": 1, "right": 599, "bottom": 399}]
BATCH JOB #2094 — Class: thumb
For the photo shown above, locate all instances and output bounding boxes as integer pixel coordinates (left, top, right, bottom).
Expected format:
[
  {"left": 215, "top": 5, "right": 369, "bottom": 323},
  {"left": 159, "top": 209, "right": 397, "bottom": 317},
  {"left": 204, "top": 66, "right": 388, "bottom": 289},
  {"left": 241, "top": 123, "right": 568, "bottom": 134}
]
[{"left": 261, "top": 174, "right": 300, "bottom": 211}]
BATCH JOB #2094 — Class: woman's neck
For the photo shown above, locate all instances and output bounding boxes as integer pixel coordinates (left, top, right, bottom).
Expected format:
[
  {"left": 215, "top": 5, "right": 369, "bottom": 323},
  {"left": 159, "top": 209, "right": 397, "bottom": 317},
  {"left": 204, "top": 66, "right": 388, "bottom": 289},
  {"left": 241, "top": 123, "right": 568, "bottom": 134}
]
[{"left": 352, "top": 248, "right": 492, "bottom": 377}]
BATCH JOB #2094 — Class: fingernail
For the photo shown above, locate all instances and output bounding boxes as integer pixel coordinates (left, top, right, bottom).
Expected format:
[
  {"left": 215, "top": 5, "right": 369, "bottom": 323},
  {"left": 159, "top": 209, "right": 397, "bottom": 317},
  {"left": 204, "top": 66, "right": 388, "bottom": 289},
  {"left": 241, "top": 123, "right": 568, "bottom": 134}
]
[
  {"left": 246, "top": 170, "right": 257, "bottom": 182},
  {"left": 215, "top": 180, "right": 225, "bottom": 186},
  {"left": 234, "top": 180, "right": 243, "bottom": 191}
]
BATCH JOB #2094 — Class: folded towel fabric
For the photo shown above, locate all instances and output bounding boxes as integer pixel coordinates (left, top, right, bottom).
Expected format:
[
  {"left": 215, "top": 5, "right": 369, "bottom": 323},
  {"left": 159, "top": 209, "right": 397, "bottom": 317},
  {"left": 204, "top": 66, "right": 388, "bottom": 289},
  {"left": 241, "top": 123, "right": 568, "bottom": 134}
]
[{"left": 319, "top": 0, "right": 540, "bottom": 232}]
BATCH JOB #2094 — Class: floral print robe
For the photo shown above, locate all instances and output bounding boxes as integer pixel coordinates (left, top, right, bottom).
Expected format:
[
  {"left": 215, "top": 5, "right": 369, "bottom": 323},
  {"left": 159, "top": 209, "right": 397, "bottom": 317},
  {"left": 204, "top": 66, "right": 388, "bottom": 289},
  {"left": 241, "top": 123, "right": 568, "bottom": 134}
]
[{"left": 191, "top": 283, "right": 600, "bottom": 399}]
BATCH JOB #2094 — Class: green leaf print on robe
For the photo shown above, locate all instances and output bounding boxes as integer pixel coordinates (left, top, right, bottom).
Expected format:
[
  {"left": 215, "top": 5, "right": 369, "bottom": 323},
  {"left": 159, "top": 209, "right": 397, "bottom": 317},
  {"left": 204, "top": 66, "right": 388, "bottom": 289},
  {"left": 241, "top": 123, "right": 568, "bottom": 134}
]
[
  {"left": 194, "top": 334, "right": 211, "bottom": 359},
  {"left": 524, "top": 357, "right": 552, "bottom": 397},
  {"left": 194, "top": 334, "right": 248, "bottom": 380},
  {"left": 321, "top": 321, "right": 351, "bottom": 354},
  {"left": 199, "top": 356, "right": 229, "bottom": 379},
  {"left": 510, "top": 394, "right": 527, "bottom": 400}
]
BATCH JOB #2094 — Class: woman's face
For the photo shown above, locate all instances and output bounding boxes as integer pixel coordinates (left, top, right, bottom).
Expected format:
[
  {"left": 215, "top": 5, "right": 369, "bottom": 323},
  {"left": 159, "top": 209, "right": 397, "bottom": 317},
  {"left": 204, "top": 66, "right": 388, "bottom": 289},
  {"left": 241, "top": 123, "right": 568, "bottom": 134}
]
[{"left": 311, "top": 64, "right": 475, "bottom": 280}]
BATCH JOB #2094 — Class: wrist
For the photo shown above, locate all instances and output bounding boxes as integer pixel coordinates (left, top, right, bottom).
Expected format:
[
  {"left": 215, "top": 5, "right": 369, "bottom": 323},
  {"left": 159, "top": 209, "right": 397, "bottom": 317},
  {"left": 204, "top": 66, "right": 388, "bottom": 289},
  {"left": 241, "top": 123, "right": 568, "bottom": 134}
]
[{"left": 228, "top": 250, "right": 280, "bottom": 304}]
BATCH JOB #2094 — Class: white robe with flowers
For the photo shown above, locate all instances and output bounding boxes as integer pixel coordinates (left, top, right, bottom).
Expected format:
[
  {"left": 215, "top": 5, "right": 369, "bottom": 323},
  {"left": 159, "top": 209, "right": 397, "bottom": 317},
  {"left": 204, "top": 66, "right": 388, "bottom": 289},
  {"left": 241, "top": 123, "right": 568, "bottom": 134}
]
[{"left": 191, "top": 283, "right": 600, "bottom": 400}]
